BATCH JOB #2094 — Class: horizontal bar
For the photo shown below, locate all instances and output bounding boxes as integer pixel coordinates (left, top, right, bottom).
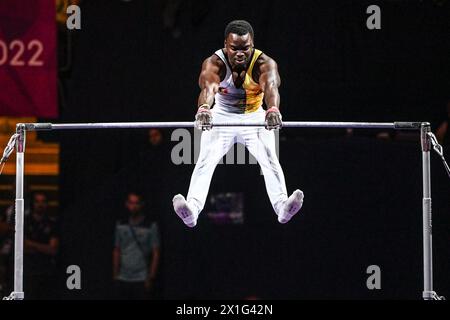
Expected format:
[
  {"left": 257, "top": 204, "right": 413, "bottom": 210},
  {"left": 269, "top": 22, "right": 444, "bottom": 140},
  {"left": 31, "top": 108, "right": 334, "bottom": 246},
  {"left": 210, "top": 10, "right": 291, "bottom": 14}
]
[
  {"left": 52, "top": 122, "right": 194, "bottom": 130},
  {"left": 54, "top": 121, "right": 397, "bottom": 130},
  {"left": 283, "top": 121, "right": 396, "bottom": 129},
  {"left": 18, "top": 121, "right": 425, "bottom": 131}
]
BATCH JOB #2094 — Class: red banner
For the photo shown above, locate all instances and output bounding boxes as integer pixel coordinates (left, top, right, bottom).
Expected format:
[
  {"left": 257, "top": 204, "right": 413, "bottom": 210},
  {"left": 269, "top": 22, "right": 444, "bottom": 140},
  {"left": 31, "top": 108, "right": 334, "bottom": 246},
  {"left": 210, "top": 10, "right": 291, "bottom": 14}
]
[{"left": 0, "top": 0, "right": 57, "bottom": 118}]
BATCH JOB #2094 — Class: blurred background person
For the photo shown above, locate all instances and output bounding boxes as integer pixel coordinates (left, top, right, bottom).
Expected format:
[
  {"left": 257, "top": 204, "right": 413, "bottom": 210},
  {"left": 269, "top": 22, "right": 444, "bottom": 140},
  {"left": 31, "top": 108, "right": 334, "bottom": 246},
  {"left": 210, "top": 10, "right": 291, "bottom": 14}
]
[
  {"left": 0, "top": 209, "right": 13, "bottom": 297},
  {"left": 113, "top": 192, "right": 160, "bottom": 300},
  {"left": 435, "top": 100, "right": 450, "bottom": 146},
  {"left": 21, "top": 192, "right": 59, "bottom": 300}
]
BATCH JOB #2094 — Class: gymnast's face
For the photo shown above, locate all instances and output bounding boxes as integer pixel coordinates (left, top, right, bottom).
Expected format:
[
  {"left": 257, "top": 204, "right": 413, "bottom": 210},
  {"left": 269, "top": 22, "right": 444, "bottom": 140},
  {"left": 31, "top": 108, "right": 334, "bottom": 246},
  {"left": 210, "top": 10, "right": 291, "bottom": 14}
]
[{"left": 224, "top": 33, "right": 254, "bottom": 70}]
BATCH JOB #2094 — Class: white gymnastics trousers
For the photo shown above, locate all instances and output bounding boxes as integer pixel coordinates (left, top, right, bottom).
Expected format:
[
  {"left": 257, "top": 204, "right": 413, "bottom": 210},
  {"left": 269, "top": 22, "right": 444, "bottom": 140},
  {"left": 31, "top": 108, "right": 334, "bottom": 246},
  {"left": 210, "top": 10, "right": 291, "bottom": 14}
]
[{"left": 186, "top": 106, "right": 288, "bottom": 216}]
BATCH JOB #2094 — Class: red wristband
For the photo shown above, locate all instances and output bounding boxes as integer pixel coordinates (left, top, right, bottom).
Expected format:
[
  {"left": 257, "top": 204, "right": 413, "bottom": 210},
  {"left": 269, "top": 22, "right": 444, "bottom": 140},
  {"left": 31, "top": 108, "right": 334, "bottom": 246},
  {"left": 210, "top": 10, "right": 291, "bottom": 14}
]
[
  {"left": 198, "top": 104, "right": 210, "bottom": 110},
  {"left": 266, "top": 106, "right": 280, "bottom": 114},
  {"left": 197, "top": 107, "right": 211, "bottom": 114}
]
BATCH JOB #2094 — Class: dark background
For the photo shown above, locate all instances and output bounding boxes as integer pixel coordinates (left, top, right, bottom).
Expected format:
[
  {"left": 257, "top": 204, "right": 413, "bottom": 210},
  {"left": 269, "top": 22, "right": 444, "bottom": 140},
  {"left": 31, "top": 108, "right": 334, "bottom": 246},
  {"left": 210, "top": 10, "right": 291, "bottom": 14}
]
[{"left": 51, "top": 0, "right": 449, "bottom": 299}]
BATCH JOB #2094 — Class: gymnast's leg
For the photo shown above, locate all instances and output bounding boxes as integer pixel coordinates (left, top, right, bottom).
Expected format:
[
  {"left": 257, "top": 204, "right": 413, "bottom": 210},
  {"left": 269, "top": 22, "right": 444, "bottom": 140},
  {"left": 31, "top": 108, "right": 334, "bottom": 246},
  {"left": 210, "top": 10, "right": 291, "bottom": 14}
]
[
  {"left": 173, "top": 127, "right": 235, "bottom": 227},
  {"left": 242, "top": 126, "right": 304, "bottom": 223}
]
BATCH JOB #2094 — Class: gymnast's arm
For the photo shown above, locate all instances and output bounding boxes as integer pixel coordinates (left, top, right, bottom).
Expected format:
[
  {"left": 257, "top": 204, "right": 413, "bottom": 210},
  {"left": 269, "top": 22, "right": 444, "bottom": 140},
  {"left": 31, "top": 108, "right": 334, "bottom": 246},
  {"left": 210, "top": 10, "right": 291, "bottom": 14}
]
[
  {"left": 197, "top": 55, "right": 223, "bottom": 108},
  {"left": 257, "top": 55, "right": 281, "bottom": 110}
]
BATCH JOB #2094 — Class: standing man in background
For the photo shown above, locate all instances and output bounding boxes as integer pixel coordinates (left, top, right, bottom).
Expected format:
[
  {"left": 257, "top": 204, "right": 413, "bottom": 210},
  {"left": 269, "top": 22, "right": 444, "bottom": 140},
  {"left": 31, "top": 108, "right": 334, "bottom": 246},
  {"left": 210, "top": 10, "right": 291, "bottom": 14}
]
[{"left": 113, "top": 192, "right": 160, "bottom": 299}]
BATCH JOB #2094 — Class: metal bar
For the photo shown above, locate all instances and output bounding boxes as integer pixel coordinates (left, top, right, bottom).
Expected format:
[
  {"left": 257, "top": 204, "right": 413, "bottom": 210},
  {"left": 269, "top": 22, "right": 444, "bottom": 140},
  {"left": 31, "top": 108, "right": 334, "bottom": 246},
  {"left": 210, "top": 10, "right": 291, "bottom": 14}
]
[
  {"left": 12, "top": 125, "right": 25, "bottom": 300},
  {"left": 421, "top": 123, "right": 435, "bottom": 300},
  {"left": 20, "top": 121, "right": 413, "bottom": 131}
]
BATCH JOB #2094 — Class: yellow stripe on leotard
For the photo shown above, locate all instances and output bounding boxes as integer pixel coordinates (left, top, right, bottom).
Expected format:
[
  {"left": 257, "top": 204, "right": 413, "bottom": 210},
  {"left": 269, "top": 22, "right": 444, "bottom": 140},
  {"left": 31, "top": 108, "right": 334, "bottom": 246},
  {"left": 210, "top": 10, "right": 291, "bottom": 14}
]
[{"left": 243, "top": 49, "right": 264, "bottom": 113}]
